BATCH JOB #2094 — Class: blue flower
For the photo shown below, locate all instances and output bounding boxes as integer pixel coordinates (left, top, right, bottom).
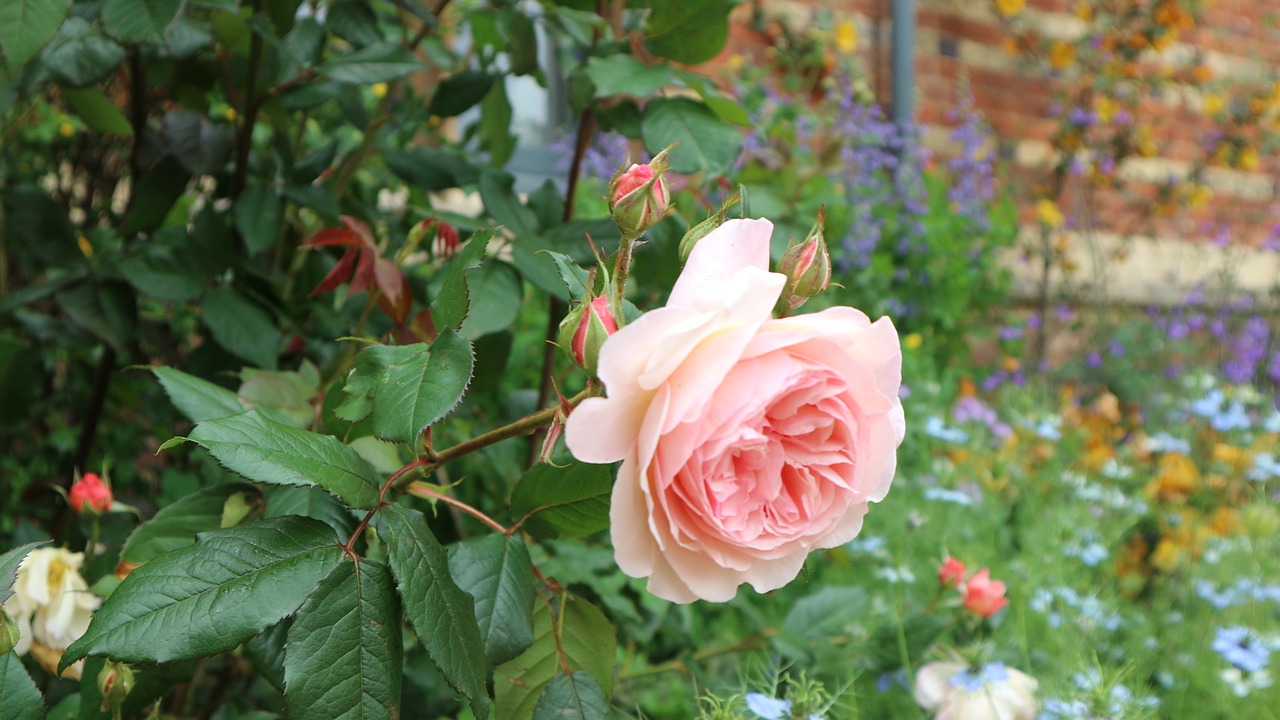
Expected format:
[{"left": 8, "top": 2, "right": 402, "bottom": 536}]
[
  {"left": 745, "top": 693, "right": 791, "bottom": 719},
  {"left": 924, "top": 416, "right": 969, "bottom": 443},
  {"left": 1213, "top": 626, "right": 1272, "bottom": 673},
  {"left": 1248, "top": 453, "right": 1280, "bottom": 482}
]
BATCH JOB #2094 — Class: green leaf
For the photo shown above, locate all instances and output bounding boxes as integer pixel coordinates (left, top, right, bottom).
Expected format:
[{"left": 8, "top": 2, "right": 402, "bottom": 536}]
[
  {"left": 447, "top": 534, "right": 535, "bottom": 665},
  {"left": 238, "top": 363, "right": 320, "bottom": 429},
  {"left": 262, "top": 486, "right": 358, "bottom": 542},
  {"left": 336, "top": 333, "right": 474, "bottom": 443},
  {"left": 509, "top": 462, "right": 614, "bottom": 539},
  {"left": 459, "top": 262, "right": 521, "bottom": 340},
  {"left": 380, "top": 505, "right": 489, "bottom": 719},
  {"left": 430, "top": 229, "right": 492, "bottom": 332},
  {"left": 641, "top": 97, "right": 742, "bottom": 176},
  {"left": 774, "top": 586, "right": 867, "bottom": 662},
  {"left": 102, "top": 0, "right": 182, "bottom": 44},
  {"left": 41, "top": 17, "right": 124, "bottom": 87},
  {"left": 184, "top": 410, "right": 382, "bottom": 509},
  {"left": 642, "top": 0, "right": 730, "bottom": 65},
  {"left": 60, "top": 516, "right": 344, "bottom": 671},
  {"left": 533, "top": 672, "right": 608, "bottom": 720},
  {"left": 328, "top": 0, "right": 381, "bottom": 49},
  {"left": 55, "top": 280, "right": 137, "bottom": 351},
  {"left": 233, "top": 179, "right": 284, "bottom": 255},
  {"left": 384, "top": 147, "right": 479, "bottom": 191},
  {"left": 121, "top": 158, "right": 190, "bottom": 236},
  {"left": 77, "top": 657, "right": 196, "bottom": 720},
  {"left": 152, "top": 366, "right": 246, "bottom": 423},
  {"left": 119, "top": 483, "right": 261, "bottom": 567},
  {"left": 498, "top": 9, "right": 537, "bottom": 75},
  {"left": 0, "top": 652, "right": 44, "bottom": 720},
  {"left": 478, "top": 81, "right": 516, "bottom": 167},
  {"left": 322, "top": 41, "right": 423, "bottom": 83},
  {"left": 546, "top": 251, "right": 589, "bottom": 302},
  {"left": 163, "top": 109, "right": 232, "bottom": 175},
  {"left": 285, "top": 560, "right": 402, "bottom": 720},
  {"left": 428, "top": 70, "right": 496, "bottom": 117},
  {"left": 2, "top": 186, "right": 77, "bottom": 267},
  {"left": 0, "top": 542, "right": 46, "bottom": 605},
  {"left": 118, "top": 242, "right": 204, "bottom": 301},
  {"left": 584, "top": 55, "right": 672, "bottom": 98},
  {"left": 245, "top": 620, "right": 289, "bottom": 691},
  {"left": 495, "top": 595, "right": 616, "bottom": 720},
  {"left": 0, "top": 0, "right": 71, "bottom": 68},
  {"left": 479, "top": 170, "right": 538, "bottom": 236},
  {"left": 202, "top": 286, "right": 281, "bottom": 370}
]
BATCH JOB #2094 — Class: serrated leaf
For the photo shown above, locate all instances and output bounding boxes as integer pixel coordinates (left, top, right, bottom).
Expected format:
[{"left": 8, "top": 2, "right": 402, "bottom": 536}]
[
  {"left": 119, "top": 483, "right": 260, "bottom": 567},
  {"left": 430, "top": 229, "right": 492, "bottom": 332},
  {"left": 447, "top": 534, "right": 535, "bottom": 665},
  {"left": 285, "top": 561, "right": 402, "bottom": 720},
  {"left": 641, "top": 97, "right": 743, "bottom": 176},
  {"left": 0, "top": 0, "right": 71, "bottom": 68},
  {"left": 509, "top": 462, "right": 615, "bottom": 539},
  {"left": 533, "top": 672, "right": 608, "bottom": 720},
  {"left": 77, "top": 657, "right": 195, "bottom": 720},
  {"left": 0, "top": 652, "right": 44, "bottom": 720},
  {"left": 245, "top": 620, "right": 289, "bottom": 691},
  {"left": 336, "top": 333, "right": 474, "bottom": 443},
  {"left": 380, "top": 505, "right": 489, "bottom": 719},
  {"left": 322, "top": 41, "right": 423, "bottom": 83},
  {"left": 102, "top": 0, "right": 182, "bottom": 43},
  {"left": 0, "top": 542, "right": 46, "bottom": 605},
  {"left": 545, "top": 251, "right": 589, "bottom": 302},
  {"left": 584, "top": 54, "right": 672, "bottom": 98},
  {"left": 201, "top": 287, "right": 280, "bottom": 369},
  {"left": 152, "top": 366, "right": 246, "bottom": 423},
  {"left": 262, "top": 486, "right": 358, "bottom": 542},
  {"left": 238, "top": 363, "right": 320, "bottom": 429},
  {"left": 495, "top": 595, "right": 616, "bottom": 720},
  {"left": 60, "top": 516, "right": 343, "bottom": 671},
  {"left": 185, "top": 410, "right": 382, "bottom": 509}
]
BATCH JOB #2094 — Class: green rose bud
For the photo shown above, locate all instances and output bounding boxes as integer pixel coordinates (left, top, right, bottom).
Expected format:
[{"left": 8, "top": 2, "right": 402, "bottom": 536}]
[
  {"left": 98, "top": 660, "right": 136, "bottom": 712},
  {"left": 777, "top": 206, "right": 831, "bottom": 312},
  {"left": 557, "top": 295, "right": 619, "bottom": 376}
]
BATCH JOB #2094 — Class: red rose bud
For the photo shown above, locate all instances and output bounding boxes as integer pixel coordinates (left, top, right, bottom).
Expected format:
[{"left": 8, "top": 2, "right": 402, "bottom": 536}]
[
  {"left": 608, "top": 150, "right": 670, "bottom": 240},
  {"left": 558, "top": 295, "right": 619, "bottom": 376},
  {"left": 433, "top": 222, "right": 461, "bottom": 260},
  {"left": 777, "top": 207, "right": 831, "bottom": 311},
  {"left": 963, "top": 568, "right": 1009, "bottom": 618},
  {"left": 69, "top": 472, "right": 113, "bottom": 515},
  {"left": 938, "top": 556, "right": 966, "bottom": 587}
]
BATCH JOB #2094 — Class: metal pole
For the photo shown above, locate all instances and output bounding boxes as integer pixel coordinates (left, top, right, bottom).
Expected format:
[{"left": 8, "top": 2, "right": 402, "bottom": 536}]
[{"left": 890, "top": 0, "right": 916, "bottom": 130}]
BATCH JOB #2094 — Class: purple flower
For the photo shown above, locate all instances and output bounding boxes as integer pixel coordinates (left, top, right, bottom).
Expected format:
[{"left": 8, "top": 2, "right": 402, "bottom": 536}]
[{"left": 1086, "top": 351, "right": 1103, "bottom": 368}]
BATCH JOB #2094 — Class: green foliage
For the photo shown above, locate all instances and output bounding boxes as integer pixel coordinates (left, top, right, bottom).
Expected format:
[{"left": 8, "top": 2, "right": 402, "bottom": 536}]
[
  {"left": 447, "top": 534, "right": 537, "bottom": 665},
  {"left": 61, "top": 516, "right": 344, "bottom": 670},
  {"left": 0, "top": 652, "right": 44, "bottom": 720},
  {"left": 0, "top": 542, "right": 45, "bottom": 604},
  {"left": 510, "top": 461, "right": 614, "bottom": 539}
]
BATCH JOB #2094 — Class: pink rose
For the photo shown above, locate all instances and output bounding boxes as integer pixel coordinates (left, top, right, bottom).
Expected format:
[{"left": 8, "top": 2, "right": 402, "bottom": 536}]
[
  {"left": 963, "top": 569, "right": 1009, "bottom": 618},
  {"left": 938, "top": 556, "right": 966, "bottom": 587},
  {"left": 565, "top": 218, "right": 904, "bottom": 603}
]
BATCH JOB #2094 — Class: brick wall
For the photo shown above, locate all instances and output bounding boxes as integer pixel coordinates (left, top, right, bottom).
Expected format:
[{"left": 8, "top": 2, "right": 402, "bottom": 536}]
[{"left": 718, "top": 0, "right": 1280, "bottom": 303}]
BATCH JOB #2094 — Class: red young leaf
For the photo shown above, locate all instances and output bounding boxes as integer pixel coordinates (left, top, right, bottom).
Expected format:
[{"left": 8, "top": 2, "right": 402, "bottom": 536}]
[
  {"left": 304, "top": 227, "right": 364, "bottom": 249},
  {"left": 340, "top": 215, "right": 376, "bottom": 246},
  {"left": 348, "top": 247, "right": 377, "bottom": 295},
  {"left": 373, "top": 256, "right": 412, "bottom": 325},
  {"left": 310, "top": 247, "right": 361, "bottom": 297}
]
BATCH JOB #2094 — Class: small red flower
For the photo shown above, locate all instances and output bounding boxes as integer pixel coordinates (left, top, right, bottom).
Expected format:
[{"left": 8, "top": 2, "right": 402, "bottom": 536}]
[{"left": 69, "top": 472, "right": 113, "bottom": 515}]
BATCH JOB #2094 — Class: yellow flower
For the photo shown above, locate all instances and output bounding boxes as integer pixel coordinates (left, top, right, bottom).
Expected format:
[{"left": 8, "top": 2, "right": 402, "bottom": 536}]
[
  {"left": 1094, "top": 96, "right": 1115, "bottom": 123},
  {"left": 222, "top": 107, "right": 238, "bottom": 123},
  {"left": 1187, "top": 184, "right": 1213, "bottom": 209},
  {"left": 1202, "top": 93, "right": 1224, "bottom": 116},
  {"left": 1209, "top": 507, "right": 1242, "bottom": 536},
  {"left": 1048, "top": 40, "right": 1075, "bottom": 70},
  {"left": 372, "top": 82, "right": 389, "bottom": 99},
  {"left": 1238, "top": 146, "right": 1259, "bottom": 171},
  {"left": 77, "top": 236, "right": 93, "bottom": 258},
  {"left": 1147, "top": 452, "right": 1200, "bottom": 501},
  {"left": 994, "top": 0, "right": 1025, "bottom": 17},
  {"left": 904, "top": 332, "right": 922, "bottom": 350},
  {"left": 1151, "top": 29, "right": 1178, "bottom": 51},
  {"left": 834, "top": 19, "right": 858, "bottom": 54},
  {"left": 1075, "top": 2, "right": 1093, "bottom": 21},
  {"left": 58, "top": 122, "right": 75, "bottom": 138},
  {"left": 1035, "top": 199, "right": 1064, "bottom": 228},
  {"left": 727, "top": 54, "right": 744, "bottom": 72}
]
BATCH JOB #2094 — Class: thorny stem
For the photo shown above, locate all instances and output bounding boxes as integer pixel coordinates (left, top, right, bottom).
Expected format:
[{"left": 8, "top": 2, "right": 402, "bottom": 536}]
[
  {"left": 406, "top": 482, "right": 509, "bottom": 534},
  {"left": 405, "top": 387, "right": 592, "bottom": 489},
  {"left": 342, "top": 458, "right": 428, "bottom": 558}
]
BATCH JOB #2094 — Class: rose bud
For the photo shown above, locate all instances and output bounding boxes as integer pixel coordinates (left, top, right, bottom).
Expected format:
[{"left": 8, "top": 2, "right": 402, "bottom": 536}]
[
  {"left": 963, "top": 568, "right": 1009, "bottom": 618},
  {"left": 0, "top": 607, "right": 19, "bottom": 655},
  {"left": 608, "top": 150, "right": 670, "bottom": 240},
  {"left": 777, "top": 207, "right": 831, "bottom": 311},
  {"left": 938, "top": 556, "right": 966, "bottom": 587},
  {"left": 432, "top": 222, "right": 461, "bottom": 260},
  {"left": 678, "top": 190, "right": 741, "bottom": 262},
  {"left": 69, "top": 472, "right": 113, "bottom": 516},
  {"left": 98, "top": 660, "right": 137, "bottom": 712},
  {"left": 557, "top": 295, "right": 618, "bottom": 376}
]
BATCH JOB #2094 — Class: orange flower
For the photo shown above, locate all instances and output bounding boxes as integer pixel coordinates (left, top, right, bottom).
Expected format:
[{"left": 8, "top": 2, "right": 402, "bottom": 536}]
[
  {"left": 1048, "top": 40, "right": 1075, "bottom": 70},
  {"left": 994, "top": 0, "right": 1025, "bottom": 18}
]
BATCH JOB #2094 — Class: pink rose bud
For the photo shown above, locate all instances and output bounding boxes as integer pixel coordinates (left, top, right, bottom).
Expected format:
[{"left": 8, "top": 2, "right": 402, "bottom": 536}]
[
  {"left": 608, "top": 150, "right": 670, "bottom": 240},
  {"left": 558, "top": 295, "right": 618, "bottom": 376},
  {"left": 963, "top": 568, "right": 1009, "bottom": 618},
  {"left": 69, "top": 472, "right": 113, "bottom": 515},
  {"left": 938, "top": 556, "right": 966, "bottom": 587},
  {"left": 777, "top": 207, "right": 831, "bottom": 311}
]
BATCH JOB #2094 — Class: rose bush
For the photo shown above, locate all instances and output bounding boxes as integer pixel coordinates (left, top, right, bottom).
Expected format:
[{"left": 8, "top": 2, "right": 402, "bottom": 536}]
[{"left": 566, "top": 218, "right": 905, "bottom": 603}]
